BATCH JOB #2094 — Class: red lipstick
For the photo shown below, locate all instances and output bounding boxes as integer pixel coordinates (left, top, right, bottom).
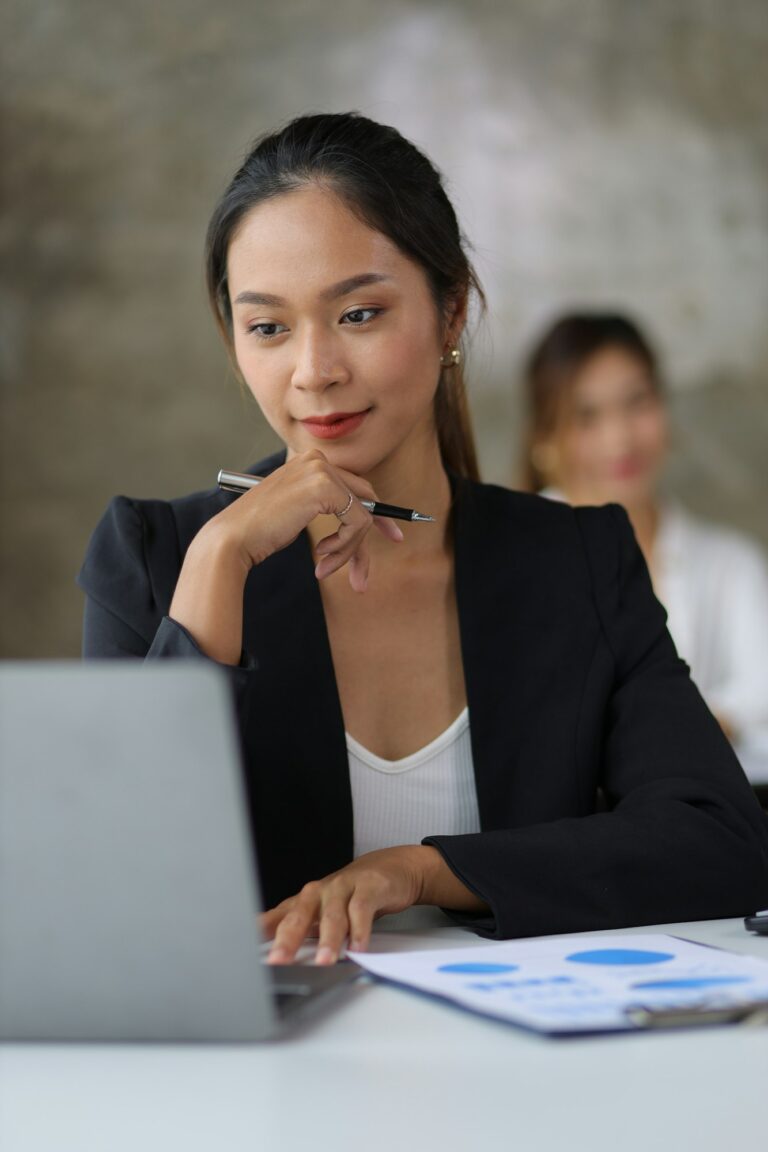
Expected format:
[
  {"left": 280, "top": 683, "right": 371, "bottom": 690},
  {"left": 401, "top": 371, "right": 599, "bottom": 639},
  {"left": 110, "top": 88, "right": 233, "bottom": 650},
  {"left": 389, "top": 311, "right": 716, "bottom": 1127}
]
[
  {"left": 300, "top": 410, "right": 370, "bottom": 440},
  {"left": 609, "top": 457, "right": 646, "bottom": 481}
]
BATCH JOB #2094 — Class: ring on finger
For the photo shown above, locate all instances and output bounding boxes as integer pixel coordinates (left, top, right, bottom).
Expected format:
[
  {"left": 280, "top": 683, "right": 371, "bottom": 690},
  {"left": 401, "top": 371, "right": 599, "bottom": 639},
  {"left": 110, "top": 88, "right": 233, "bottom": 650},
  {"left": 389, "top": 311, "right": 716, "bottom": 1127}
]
[{"left": 334, "top": 491, "right": 354, "bottom": 521}]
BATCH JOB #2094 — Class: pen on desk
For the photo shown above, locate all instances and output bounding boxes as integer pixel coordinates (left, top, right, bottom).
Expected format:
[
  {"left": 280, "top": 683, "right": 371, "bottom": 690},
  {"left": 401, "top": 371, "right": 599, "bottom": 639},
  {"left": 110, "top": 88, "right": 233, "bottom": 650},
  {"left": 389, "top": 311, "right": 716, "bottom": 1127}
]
[{"left": 217, "top": 470, "right": 436, "bottom": 523}]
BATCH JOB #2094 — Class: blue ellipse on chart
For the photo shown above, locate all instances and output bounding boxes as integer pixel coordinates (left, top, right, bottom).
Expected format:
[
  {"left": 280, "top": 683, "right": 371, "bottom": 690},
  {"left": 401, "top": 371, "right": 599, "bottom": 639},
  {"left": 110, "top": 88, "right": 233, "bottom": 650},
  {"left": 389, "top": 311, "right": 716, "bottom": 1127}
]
[
  {"left": 565, "top": 949, "right": 675, "bottom": 966},
  {"left": 631, "top": 976, "right": 752, "bottom": 990},
  {"left": 437, "top": 962, "right": 519, "bottom": 975}
]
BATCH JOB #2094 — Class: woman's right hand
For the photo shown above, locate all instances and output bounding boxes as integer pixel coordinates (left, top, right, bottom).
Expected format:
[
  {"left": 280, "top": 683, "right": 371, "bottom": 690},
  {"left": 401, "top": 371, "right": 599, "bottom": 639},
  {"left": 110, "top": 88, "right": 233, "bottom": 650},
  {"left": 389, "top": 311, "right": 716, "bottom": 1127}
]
[
  {"left": 216, "top": 449, "right": 403, "bottom": 591},
  {"left": 168, "top": 451, "right": 403, "bottom": 664}
]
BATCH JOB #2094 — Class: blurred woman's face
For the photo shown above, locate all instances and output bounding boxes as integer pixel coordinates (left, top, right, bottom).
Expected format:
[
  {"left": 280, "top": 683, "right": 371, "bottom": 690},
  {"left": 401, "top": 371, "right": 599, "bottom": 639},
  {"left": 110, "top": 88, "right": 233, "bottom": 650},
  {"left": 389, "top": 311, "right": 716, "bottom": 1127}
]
[{"left": 543, "top": 346, "right": 668, "bottom": 507}]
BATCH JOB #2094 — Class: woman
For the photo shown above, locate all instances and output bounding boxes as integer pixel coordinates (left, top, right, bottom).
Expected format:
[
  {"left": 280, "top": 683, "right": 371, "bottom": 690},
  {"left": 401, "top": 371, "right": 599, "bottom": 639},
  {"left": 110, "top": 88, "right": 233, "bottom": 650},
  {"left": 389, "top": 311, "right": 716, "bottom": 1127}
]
[
  {"left": 521, "top": 313, "right": 768, "bottom": 784},
  {"left": 78, "top": 115, "right": 768, "bottom": 966}
]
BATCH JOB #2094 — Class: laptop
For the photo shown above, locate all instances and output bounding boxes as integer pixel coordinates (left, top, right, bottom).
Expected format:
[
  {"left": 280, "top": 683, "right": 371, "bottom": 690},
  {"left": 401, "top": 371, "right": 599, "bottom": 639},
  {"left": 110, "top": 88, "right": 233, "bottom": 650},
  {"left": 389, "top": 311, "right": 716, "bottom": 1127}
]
[{"left": 0, "top": 661, "right": 360, "bottom": 1041}]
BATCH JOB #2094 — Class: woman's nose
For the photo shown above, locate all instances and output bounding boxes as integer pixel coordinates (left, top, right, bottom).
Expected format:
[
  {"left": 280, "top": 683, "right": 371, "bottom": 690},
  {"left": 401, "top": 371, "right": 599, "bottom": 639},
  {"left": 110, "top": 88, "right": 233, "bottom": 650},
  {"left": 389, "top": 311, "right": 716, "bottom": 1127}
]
[
  {"left": 601, "top": 411, "right": 636, "bottom": 454},
  {"left": 291, "top": 327, "right": 350, "bottom": 393}
]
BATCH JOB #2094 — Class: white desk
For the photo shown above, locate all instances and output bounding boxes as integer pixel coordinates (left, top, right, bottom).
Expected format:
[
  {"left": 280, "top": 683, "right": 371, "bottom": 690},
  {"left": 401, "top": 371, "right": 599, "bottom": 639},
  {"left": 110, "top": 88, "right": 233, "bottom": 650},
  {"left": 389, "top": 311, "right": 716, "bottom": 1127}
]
[{"left": 2, "top": 917, "right": 766, "bottom": 1152}]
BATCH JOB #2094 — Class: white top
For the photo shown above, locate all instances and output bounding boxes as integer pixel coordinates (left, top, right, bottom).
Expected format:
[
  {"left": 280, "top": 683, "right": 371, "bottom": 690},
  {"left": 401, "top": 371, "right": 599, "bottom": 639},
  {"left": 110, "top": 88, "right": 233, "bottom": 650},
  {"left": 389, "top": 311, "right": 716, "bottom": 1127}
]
[
  {"left": 544, "top": 490, "right": 768, "bottom": 782},
  {"left": 655, "top": 503, "right": 768, "bottom": 781},
  {"left": 347, "top": 707, "right": 481, "bottom": 858}
]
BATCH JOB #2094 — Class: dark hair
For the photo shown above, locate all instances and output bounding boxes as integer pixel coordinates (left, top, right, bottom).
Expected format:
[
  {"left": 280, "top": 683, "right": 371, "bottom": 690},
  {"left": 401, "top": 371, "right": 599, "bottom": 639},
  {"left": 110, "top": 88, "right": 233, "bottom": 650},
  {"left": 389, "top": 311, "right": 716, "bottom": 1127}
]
[
  {"left": 520, "top": 312, "right": 661, "bottom": 491},
  {"left": 205, "top": 112, "right": 484, "bottom": 481}
]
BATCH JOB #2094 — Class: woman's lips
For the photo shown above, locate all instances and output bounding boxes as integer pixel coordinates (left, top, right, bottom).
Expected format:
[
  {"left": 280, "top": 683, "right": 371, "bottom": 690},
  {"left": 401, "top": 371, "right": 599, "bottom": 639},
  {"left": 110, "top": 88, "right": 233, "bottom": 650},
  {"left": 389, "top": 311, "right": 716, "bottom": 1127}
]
[
  {"left": 300, "top": 410, "right": 370, "bottom": 439},
  {"left": 608, "top": 457, "right": 647, "bottom": 481}
]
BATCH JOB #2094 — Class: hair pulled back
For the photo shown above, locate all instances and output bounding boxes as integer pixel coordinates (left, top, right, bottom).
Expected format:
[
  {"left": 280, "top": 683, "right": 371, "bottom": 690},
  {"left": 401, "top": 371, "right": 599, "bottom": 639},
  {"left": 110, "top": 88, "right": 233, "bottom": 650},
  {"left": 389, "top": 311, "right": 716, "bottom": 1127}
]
[
  {"left": 521, "top": 312, "right": 661, "bottom": 491},
  {"left": 205, "top": 112, "right": 484, "bottom": 480}
]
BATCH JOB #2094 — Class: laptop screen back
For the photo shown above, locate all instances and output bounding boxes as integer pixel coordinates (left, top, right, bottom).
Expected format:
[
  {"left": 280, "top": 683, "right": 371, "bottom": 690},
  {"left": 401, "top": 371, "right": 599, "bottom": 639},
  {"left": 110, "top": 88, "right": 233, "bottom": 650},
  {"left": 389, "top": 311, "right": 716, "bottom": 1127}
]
[{"left": 0, "top": 661, "right": 276, "bottom": 1041}]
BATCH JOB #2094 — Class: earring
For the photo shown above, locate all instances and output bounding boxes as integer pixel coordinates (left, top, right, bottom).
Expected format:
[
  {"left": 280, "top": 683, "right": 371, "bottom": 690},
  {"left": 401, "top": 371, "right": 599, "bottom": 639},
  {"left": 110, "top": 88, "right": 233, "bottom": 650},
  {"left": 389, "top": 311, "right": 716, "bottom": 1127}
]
[{"left": 439, "top": 347, "right": 462, "bottom": 368}]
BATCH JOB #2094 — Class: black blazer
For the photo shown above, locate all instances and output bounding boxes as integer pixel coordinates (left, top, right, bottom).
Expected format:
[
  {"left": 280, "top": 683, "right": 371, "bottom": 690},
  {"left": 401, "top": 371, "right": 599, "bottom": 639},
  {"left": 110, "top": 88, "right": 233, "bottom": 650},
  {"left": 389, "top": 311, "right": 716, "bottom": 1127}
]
[{"left": 77, "top": 450, "right": 768, "bottom": 936}]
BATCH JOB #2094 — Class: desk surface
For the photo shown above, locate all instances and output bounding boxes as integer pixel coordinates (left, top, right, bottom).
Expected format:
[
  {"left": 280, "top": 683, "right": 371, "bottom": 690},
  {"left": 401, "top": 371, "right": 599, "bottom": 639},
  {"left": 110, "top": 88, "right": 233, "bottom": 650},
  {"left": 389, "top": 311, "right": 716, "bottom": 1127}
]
[{"left": 2, "top": 917, "right": 766, "bottom": 1152}]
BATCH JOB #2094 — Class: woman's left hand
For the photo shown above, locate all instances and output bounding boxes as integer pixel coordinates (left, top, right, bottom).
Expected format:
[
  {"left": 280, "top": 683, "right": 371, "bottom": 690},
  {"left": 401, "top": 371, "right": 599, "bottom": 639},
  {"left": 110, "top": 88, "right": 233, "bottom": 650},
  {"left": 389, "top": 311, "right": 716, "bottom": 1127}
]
[{"left": 261, "top": 845, "right": 488, "bottom": 965}]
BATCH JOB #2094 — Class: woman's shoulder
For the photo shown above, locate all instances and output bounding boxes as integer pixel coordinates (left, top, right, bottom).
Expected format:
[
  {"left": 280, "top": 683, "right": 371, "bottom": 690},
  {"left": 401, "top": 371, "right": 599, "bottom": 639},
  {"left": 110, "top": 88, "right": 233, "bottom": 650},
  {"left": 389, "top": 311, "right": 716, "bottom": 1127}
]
[
  {"left": 457, "top": 476, "right": 575, "bottom": 519},
  {"left": 455, "top": 477, "right": 631, "bottom": 597},
  {"left": 457, "top": 476, "right": 619, "bottom": 541},
  {"left": 458, "top": 479, "right": 663, "bottom": 671},
  {"left": 78, "top": 451, "right": 286, "bottom": 604},
  {"left": 93, "top": 451, "right": 287, "bottom": 554},
  {"left": 83, "top": 485, "right": 224, "bottom": 573}
]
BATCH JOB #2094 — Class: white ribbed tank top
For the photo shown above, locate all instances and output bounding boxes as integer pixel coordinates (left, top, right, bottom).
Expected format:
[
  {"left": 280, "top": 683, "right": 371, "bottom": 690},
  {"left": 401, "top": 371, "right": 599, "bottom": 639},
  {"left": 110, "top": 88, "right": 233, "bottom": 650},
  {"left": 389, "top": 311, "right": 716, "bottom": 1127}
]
[{"left": 346, "top": 707, "right": 481, "bottom": 859}]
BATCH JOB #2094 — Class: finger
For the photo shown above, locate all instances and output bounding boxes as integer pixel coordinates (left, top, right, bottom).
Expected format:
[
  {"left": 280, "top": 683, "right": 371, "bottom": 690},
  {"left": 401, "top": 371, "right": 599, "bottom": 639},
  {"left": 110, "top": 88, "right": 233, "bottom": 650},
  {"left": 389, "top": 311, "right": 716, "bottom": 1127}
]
[
  {"left": 299, "top": 455, "right": 372, "bottom": 523},
  {"left": 260, "top": 910, "right": 282, "bottom": 941},
  {"left": 261, "top": 909, "right": 321, "bottom": 944},
  {"left": 318, "top": 516, "right": 403, "bottom": 551},
  {"left": 260, "top": 896, "right": 299, "bottom": 940},
  {"left": 268, "top": 885, "right": 320, "bottom": 964},
  {"left": 314, "top": 518, "right": 372, "bottom": 581},
  {"left": 314, "top": 897, "right": 352, "bottom": 965},
  {"left": 373, "top": 517, "right": 405, "bottom": 543},
  {"left": 332, "top": 466, "right": 378, "bottom": 505},
  {"left": 347, "top": 891, "right": 376, "bottom": 953},
  {"left": 331, "top": 471, "right": 406, "bottom": 545},
  {"left": 313, "top": 525, "right": 351, "bottom": 555},
  {"left": 314, "top": 547, "right": 368, "bottom": 586},
  {"left": 347, "top": 539, "right": 370, "bottom": 593},
  {"left": 315, "top": 516, "right": 400, "bottom": 565}
]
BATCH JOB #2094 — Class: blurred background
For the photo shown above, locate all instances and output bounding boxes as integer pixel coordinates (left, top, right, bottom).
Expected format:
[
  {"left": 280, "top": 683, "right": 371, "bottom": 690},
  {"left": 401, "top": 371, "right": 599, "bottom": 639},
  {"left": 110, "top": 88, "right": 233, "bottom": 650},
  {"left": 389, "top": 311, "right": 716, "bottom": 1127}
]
[{"left": 2, "top": 0, "right": 767, "bottom": 658}]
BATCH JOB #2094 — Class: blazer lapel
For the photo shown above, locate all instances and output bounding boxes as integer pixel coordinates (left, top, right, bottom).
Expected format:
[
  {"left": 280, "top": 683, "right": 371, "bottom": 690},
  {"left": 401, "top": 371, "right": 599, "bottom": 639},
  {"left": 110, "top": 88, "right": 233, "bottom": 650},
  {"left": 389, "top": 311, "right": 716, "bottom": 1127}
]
[
  {"left": 453, "top": 476, "right": 526, "bottom": 829},
  {"left": 453, "top": 478, "right": 601, "bottom": 829}
]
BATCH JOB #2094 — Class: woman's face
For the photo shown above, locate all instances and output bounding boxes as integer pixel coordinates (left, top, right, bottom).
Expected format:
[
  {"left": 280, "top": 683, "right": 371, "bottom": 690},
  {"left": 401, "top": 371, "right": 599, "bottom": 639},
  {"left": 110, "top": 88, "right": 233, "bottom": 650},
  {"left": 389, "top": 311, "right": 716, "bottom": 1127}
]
[
  {"left": 543, "top": 345, "right": 668, "bottom": 507},
  {"left": 226, "top": 184, "right": 457, "bottom": 476}
]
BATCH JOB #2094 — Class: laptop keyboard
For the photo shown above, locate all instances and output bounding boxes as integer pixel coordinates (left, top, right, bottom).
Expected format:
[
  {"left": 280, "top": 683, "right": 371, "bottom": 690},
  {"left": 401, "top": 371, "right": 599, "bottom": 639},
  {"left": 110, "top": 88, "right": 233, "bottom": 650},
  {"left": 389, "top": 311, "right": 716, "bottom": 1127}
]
[{"left": 269, "top": 962, "right": 362, "bottom": 1017}]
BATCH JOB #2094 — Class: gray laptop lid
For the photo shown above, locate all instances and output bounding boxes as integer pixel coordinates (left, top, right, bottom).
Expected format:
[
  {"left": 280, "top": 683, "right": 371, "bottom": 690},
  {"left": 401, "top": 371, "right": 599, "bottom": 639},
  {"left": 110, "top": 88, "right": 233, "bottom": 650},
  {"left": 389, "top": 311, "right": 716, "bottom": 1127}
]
[{"left": 0, "top": 661, "right": 278, "bottom": 1041}]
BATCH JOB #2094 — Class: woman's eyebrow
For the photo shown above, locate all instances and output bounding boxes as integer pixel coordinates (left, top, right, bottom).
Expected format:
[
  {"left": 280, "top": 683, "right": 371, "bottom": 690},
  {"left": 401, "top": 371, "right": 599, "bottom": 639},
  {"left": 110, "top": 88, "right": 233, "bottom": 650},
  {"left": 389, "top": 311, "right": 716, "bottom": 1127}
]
[
  {"left": 233, "top": 290, "right": 285, "bottom": 307},
  {"left": 233, "top": 273, "right": 392, "bottom": 308},
  {"left": 320, "top": 272, "right": 392, "bottom": 301}
]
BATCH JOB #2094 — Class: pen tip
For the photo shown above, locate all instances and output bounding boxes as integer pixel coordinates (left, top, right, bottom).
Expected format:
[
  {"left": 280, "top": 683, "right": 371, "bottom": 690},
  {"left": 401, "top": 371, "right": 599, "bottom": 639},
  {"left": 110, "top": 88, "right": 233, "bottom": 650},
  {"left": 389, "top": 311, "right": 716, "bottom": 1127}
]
[{"left": 412, "top": 513, "right": 436, "bottom": 522}]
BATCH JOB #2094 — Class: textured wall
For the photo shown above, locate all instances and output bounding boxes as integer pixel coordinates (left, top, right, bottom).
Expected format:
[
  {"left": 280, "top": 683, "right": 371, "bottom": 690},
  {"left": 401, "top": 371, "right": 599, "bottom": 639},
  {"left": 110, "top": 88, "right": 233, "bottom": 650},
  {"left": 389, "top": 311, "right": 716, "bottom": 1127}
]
[{"left": 2, "top": 0, "right": 767, "bottom": 656}]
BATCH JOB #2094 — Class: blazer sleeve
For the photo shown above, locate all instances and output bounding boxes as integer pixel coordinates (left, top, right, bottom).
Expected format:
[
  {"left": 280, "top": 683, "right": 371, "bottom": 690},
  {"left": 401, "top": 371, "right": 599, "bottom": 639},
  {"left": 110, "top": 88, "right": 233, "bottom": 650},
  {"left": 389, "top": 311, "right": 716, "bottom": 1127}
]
[
  {"left": 425, "top": 504, "right": 768, "bottom": 939},
  {"left": 77, "top": 496, "right": 256, "bottom": 682}
]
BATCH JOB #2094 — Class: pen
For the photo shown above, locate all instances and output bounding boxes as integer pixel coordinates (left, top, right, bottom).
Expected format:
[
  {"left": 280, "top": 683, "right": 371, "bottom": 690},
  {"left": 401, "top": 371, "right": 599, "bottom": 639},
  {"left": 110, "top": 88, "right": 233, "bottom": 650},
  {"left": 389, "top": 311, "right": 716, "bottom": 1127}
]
[{"left": 217, "top": 470, "right": 436, "bottom": 523}]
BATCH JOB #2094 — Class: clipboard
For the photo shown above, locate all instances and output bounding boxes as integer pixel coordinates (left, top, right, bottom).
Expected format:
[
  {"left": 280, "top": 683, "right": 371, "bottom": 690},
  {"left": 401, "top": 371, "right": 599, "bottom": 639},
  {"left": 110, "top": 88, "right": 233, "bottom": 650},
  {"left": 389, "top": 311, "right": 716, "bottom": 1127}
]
[{"left": 351, "top": 933, "right": 768, "bottom": 1037}]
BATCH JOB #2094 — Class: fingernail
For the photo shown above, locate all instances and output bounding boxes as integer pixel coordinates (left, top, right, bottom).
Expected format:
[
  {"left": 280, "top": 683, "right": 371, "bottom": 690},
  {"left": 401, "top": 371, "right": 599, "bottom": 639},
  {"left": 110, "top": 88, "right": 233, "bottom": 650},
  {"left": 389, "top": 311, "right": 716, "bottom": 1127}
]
[
  {"left": 267, "top": 947, "right": 288, "bottom": 964},
  {"left": 393, "top": 525, "right": 404, "bottom": 541},
  {"left": 350, "top": 939, "right": 367, "bottom": 953},
  {"left": 315, "top": 946, "right": 336, "bottom": 965}
]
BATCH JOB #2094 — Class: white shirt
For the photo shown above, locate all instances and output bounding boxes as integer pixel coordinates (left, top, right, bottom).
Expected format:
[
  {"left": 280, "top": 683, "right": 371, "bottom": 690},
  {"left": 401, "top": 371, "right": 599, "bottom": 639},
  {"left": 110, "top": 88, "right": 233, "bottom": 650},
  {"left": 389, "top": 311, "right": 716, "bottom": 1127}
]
[
  {"left": 655, "top": 504, "right": 768, "bottom": 782},
  {"left": 543, "top": 490, "right": 768, "bottom": 782},
  {"left": 347, "top": 707, "right": 481, "bottom": 859}
]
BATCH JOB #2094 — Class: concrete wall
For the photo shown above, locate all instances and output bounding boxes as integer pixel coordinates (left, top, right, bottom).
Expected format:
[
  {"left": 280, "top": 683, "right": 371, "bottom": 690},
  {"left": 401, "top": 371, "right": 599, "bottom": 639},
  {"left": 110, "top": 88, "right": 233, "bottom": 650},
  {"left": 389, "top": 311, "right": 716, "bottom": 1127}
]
[{"left": 2, "top": 0, "right": 767, "bottom": 656}]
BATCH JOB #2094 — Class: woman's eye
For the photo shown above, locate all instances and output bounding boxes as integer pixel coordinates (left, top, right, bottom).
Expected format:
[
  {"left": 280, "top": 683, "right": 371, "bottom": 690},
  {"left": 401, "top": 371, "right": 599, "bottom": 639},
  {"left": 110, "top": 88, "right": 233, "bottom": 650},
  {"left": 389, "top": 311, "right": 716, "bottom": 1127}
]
[
  {"left": 247, "top": 322, "right": 288, "bottom": 339},
  {"left": 627, "top": 391, "right": 654, "bottom": 411},
  {"left": 341, "top": 307, "right": 380, "bottom": 326}
]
